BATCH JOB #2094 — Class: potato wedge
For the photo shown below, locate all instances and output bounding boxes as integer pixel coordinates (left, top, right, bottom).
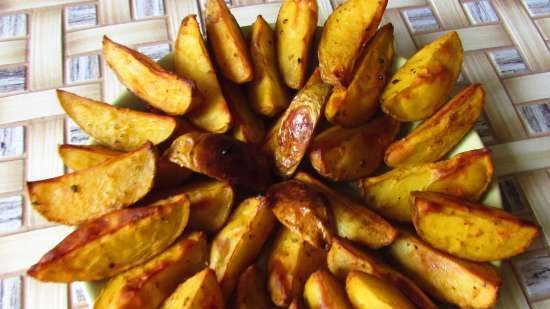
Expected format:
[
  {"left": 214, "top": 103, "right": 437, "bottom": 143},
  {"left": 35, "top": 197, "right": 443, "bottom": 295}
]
[
  {"left": 318, "top": 0, "right": 388, "bottom": 86},
  {"left": 235, "top": 265, "right": 272, "bottom": 309},
  {"left": 381, "top": 31, "right": 463, "bottom": 121},
  {"left": 57, "top": 90, "right": 178, "bottom": 151},
  {"left": 309, "top": 115, "right": 400, "bottom": 181},
  {"left": 412, "top": 191, "right": 540, "bottom": 261},
  {"left": 267, "top": 227, "right": 326, "bottom": 307},
  {"left": 346, "top": 271, "right": 416, "bottom": 309},
  {"left": 160, "top": 268, "right": 224, "bottom": 309},
  {"left": 102, "top": 36, "right": 201, "bottom": 115},
  {"left": 206, "top": 0, "right": 253, "bottom": 83},
  {"left": 175, "top": 15, "right": 232, "bottom": 133},
  {"left": 94, "top": 232, "right": 208, "bottom": 309},
  {"left": 27, "top": 196, "right": 190, "bottom": 282},
  {"left": 325, "top": 23, "right": 394, "bottom": 127},
  {"left": 266, "top": 180, "right": 334, "bottom": 250},
  {"left": 221, "top": 79, "right": 265, "bottom": 143},
  {"left": 164, "top": 132, "right": 270, "bottom": 190},
  {"left": 276, "top": 0, "right": 318, "bottom": 89},
  {"left": 385, "top": 84, "right": 485, "bottom": 167},
  {"left": 288, "top": 298, "right": 306, "bottom": 309},
  {"left": 387, "top": 229, "right": 501, "bottom": 309},
  {"left": 358, "top": 148, "right": 494, "bottom": 221},
  {"left": 304, "top": 270, "right": 353, "bottom": 309},
  {"left": 28, "top": 142, "right": 156, "bottom": 225},
  {"left": 247, "top": 15, "right": 291, "bottom": 117},
  {"left": 210, "top": 196, "right": 276, "bottom": 298},
  {"left": 263, "top": 69, "right": 332, "bottom": 177},
  {"left": 327, "top": 238, "right": 437, "bottom": 309},
  {"left": 295, "top": 172, "right": 396, "bottom": 249}
]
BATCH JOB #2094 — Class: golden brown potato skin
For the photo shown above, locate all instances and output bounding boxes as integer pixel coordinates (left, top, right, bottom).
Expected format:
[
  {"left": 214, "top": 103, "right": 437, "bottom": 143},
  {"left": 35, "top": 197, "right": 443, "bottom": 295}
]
[
  {"left": 325, "top": 24, "right": 394, "bottom": 127},
  {"left": 27, "top": 197, "right": 190, "bottom": 282},
  {"left": 175, "top": 15, "right": 232, "bottom": 133},
  {"left": 164, "top": 132, "right": 271, "bottom": 190},
  {"left": 385, "top": 84, "right": 485, "bottom": 167},
  {"left": 235, "top": 265, "right": 272, "bottom": 309},
  {"left": 160, "top": 268, "right": 224, "bottom": 309},
  {"left": 267, "top": 228, "right": 326, "bottom": 307},
  {"left": 206, "top": 0, "right": 253, "bottom": 83},
  {"left": 309, "top": 115, "right": 400, "bottom": 181},
  {"left": 295, "top": 172, "right": 396, "bottom": 249},
  {"left": 381, "top": 31, "right": 463, "bottom": 121},
  {"left": 263, "top": 69, "right": 332, "bottom": 177},
  {"left": 29, "top": 142, "right": 157, "bottom": 225},
  {"left": 346, "top": 271, "right": 417, "bottom": 309},
  {"left": 94, "top": 232, "right": 208, "bottom": 309},
  {"left": 102, "top": 36, "right": 201, "bottom": 115},
  {"left": 412, "top": 191, "right": 540, "bottom": 261},
  {"left": 304, "top": 270, "right": 353, "bottom": 309},
  {"left": 387, "top": 229, "right": 501, "bottom": 309},
  {"left": 276, "top": 0, "right": 318, "bottom": 89},
  {"left": 318, "top": 0, "right": 387, "bottom": 86},
  {"left": 358, "top": 148, "right": 494, "bottom": 221},
  {"left": 266, "top": 180, "right": 334, "bottom": 250},
  {"left": 247, "top": 15, "right": 291, "bottom": 117}
]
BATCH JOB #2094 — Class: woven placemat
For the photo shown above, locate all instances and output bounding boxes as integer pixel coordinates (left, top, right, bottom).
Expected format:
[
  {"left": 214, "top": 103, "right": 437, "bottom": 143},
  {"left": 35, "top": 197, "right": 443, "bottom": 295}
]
[{"left": 0, "top": 0, "right": 548, "bottom": 308}]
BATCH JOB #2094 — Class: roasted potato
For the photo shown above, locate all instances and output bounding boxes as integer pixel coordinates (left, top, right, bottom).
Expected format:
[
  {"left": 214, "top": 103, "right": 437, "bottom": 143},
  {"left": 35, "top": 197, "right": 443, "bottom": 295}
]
[
  {"left": 358, "top": 148, "right": 494, "bottom": 221},
  {"left": 304, "top": 270, "right": 353, "bottom": 309},
  {"left": 57, "top": 90, "right": 178, "bottom": 151},
  {"left": 94, "top": 232, "right": 208, "bottom": 309},
  {"left": 266, "top": 180, "right": 334, "bottom": 250},
  {"left": 385, "top": 84, "right": 485, "bottom": 167},
  {"left": 276, "top": 0, "right": 318, "bottom": 89},
  {"left": 29, "top": 142, "right": 156, "bottom": 225},
  {"left": 102, "top": 36, "right": 201, "bottom": 115},
  {"left": 263, "top": 69, "right": 332, "bottom": 177},
  {"left": 164, "top": 132, "right": 270, "bottom": 190},
  {"left": 175, "top": 15, "right": 232, "bottom": 133},
  {"left": 235, "top": 265, "right": 272, "bottom": 309},
  {"left": 206, "top": 0, "right": 253, "bottom": 83},
  {"left": 318, "top": 0, "right": 388, "bottom": 86},
  {"left": 221, "top": 79, "right": 265, "bottom": 143},
  {"left": 28, "top": 196, "right": 190, "bottom": 282},
  {"left": 387, "top": 229, "right": 501, "bottom": 309},
  {"left": 309, "top": 115, "right": 400, "bottom": 181},
  {"left": 346, "top": 271, "right": 416, "bottom": 309},
  {"left": 381, "top": 31, "right": 463, "bottom": 121},
  {"left": 210, "top": 196, "right": 276, "bottom": 298},
  {"left": 327, "top": 238, "right": 437, "bottom": 309},
  {"left": 160, "top": 268, "right": 224, "bottom": 309},
  {"left": 247, "top": 15, "right": 291, "bottom": 117},
  {"left": 267, "top": 227, "right": 326, "bottom": 307},
  {"left": 325, "top": 23, "right": 394, "bottom": 127},
  {"left": 411, "top": 191, "right": 540, "bottom": 261},
  {"left": 295, "top": 172, "right": 396, "bottom": 249}
]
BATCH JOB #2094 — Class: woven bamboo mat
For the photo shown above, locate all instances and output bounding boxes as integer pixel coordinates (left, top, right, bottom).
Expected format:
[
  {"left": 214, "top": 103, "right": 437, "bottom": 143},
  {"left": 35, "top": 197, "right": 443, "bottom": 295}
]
[{"left": 0, "top": 0, "right": 548, "bottom": 308}]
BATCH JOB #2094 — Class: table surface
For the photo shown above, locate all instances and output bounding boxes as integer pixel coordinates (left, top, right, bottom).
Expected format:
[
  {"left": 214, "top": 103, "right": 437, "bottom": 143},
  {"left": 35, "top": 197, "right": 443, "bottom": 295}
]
[{"left": 0, "top": 0, "right": 549, "bottom": 308}]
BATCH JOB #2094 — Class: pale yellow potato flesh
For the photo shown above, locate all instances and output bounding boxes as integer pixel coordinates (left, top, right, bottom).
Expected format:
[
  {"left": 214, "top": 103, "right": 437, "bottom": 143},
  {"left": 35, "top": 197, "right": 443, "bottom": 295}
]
[
  {"left": 304, "top": 270, "right": 353, "bottom": 309},
  {"left": 234, "top": 265, "right": 272, "bottom": 309},
  {"left": 346, "top": 271, "right": 416, "bottom": 309},
  {"left": 160, "top": 268, "right": 224, "bottom": 309}
]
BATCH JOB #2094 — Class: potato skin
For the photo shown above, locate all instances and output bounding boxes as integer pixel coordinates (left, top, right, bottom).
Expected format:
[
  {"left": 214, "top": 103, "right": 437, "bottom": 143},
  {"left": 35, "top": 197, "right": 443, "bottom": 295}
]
[
  {"left": 94, "top": 232, "right": 208, "bottom": 309},
  {"left": 29, "top": 142, "right": 157, "bottom": 225},
  {"left": 102, "top": 36, "right": 201, "bottom": 115},
  {"left": 276, "top": 0, "right": 318, "bottom": 89},
  {"left": 175, "top": 15, "right": 232, "bottom": 133},
  {"left": 295, "top": 172, "right": 396, "bottom": 249},
  {"left": 304, "top": 270, "right": 353, "bottom": 309},
  {"left": 358, "top": 148, "right": 494, "bottom": 221},
  {"left": 206, "top": 0, "right": 253, "bottom": 83},
  {"left": 160, "top": 268, "right": 224, "bottom": 309},
  {"left": 381, "top": 31, "right": 463, "bottom": 121},
  {"left": 247, "top": 15, "right": 291, "bottom": 117},
  {"left": 309, "top": 115, "right": 400, "bottom": 181},
  {"left": 267, "top": 228, "right": 326, "bottom": 307},
  {"left": 387, "top": 229, "right": 501, "bottom": 309},
  {"left": 318, "top": 0, "right": 388, "bottom": 86},
  {"left": 27, "top": 196, "right": 190, "bottom": 282},
  {"left": 325, "top": 23, "right": 394, "bottom": 127},
  {"left": 385, "top": 84, "right": 485, "bottom": 167},
  {"left": 411, "top": 191, "right": 540, "bottom": 261},
  {"left": 235, "top": 265, "right": 272, "bottom": 309},
  {"left": 346, "top": 271, "right": 416, "bottom": 309}
]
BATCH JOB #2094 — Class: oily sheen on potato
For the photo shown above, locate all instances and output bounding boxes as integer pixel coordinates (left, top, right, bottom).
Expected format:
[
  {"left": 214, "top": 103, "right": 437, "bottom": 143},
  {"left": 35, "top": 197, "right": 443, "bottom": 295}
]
[{"left": 160, "top": 268, "right": 224, "bottom": 309}]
